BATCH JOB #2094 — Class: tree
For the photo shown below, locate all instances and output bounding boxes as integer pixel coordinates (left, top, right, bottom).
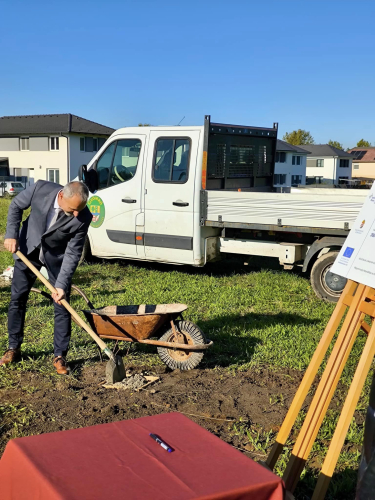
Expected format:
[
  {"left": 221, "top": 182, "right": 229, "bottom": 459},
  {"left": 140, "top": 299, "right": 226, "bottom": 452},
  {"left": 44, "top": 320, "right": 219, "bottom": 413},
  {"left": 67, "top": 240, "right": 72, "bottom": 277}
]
[
  {"left": 138, "top": 123, "right": 151, "bottom": 127},
  {"left": 328, "top": 140, "right": 343, "bottom": 150},
  {"left": 283, "top": 129, "right": 314, "bottom": 145},
  {"left": 356, "top": 139, "right": 371, "bottom": 147}
]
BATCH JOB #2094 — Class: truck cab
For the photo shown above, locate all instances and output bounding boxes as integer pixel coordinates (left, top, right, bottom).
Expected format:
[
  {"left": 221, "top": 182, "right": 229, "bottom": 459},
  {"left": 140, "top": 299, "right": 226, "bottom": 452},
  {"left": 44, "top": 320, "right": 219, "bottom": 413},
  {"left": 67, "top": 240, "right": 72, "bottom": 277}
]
[{"left": 81, "top": 125, "right": 205, "bottom": 266}]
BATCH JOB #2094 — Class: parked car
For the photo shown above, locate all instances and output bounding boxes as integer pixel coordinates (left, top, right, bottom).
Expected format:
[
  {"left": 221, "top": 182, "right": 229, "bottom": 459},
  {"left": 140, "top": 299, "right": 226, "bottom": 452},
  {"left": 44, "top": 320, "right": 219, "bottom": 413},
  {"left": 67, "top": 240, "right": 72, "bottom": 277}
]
[{"left": 0, "top": 181, "right": 25, "bottom": 196}]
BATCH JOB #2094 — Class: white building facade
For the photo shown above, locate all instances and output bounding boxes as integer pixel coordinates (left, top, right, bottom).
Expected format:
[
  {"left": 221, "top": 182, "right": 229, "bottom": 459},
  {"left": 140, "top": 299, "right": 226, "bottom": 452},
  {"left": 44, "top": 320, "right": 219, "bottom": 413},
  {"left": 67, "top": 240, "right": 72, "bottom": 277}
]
[
  {"left": 273, "top": 140, "right": 309, "bottom": 189},
  {"left": 0, "top": 114, "right": 114, "bottom": 185},
  {"left": 297, "top": 144, "right": 353, "bottom": 185}
]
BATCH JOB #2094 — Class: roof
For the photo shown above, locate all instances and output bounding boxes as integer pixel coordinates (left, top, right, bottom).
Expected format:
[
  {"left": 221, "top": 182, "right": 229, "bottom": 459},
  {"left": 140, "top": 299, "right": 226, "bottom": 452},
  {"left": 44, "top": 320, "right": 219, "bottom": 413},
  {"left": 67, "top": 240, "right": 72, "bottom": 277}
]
[
  {"left": 296, "top": 144, "right": 353, "bottom": 158},
  {"left": 276, "top": 139, "right": 310, "bottom": 153},
  {"left": 0, "top": 114, "right": 115, "bottom": 136},
  {"left": 347, "top": 147, "right": 375, "bottom": 162}
]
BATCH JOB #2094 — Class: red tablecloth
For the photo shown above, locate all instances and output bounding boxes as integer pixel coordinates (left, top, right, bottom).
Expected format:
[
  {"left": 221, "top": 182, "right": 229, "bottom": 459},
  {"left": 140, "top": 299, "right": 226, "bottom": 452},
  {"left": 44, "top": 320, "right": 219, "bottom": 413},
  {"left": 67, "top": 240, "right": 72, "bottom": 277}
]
[{"left": 0, "top": 412, "right": 284, "bottom": 500}]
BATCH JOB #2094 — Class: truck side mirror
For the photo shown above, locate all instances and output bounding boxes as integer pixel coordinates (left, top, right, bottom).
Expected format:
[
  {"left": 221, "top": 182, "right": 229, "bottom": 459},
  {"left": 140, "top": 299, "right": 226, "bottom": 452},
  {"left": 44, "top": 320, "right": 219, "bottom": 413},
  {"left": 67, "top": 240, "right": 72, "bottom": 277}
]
[{"left": 79, "top": 164, "right": 98, "bottom": 193}]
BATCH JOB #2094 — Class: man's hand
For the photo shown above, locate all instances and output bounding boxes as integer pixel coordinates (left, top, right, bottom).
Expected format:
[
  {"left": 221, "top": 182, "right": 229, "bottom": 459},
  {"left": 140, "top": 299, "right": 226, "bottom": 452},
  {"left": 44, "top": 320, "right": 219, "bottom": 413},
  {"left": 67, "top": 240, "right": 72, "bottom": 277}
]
[
  {"left": 52, "top": 288, "right": 66, "bottom": 305},
  {"left": 4, "top": 239, "right": 19, "bottom": 253}
]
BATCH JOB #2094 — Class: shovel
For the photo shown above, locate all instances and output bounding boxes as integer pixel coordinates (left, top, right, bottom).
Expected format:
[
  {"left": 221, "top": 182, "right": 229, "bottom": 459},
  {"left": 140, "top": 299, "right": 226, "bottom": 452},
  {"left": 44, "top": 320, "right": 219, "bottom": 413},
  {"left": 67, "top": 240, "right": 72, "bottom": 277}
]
[{"left": 16, "top": 251, "right": 126, "bottom": 384}]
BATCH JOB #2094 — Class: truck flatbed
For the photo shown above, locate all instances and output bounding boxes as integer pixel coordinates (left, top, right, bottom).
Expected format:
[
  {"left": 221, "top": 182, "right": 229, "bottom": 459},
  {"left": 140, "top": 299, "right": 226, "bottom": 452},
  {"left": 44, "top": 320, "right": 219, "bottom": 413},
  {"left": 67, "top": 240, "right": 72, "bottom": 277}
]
[{"left": 204, "top": 189, "right": 367, "bottom": 233}]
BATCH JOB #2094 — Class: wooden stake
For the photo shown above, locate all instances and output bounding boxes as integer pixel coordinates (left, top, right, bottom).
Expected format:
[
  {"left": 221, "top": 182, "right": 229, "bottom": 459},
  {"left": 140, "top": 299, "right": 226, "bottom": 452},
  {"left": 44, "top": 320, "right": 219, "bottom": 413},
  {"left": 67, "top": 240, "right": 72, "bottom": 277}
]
[
  {"left": 312, "top": 320, "right": 375, "bottom": 499},
  {"left": 283, "top": 284, "right": 369, "bottom": 492},
  {"left": 266, "top": 280, "right": 357, "bottom": 470}
]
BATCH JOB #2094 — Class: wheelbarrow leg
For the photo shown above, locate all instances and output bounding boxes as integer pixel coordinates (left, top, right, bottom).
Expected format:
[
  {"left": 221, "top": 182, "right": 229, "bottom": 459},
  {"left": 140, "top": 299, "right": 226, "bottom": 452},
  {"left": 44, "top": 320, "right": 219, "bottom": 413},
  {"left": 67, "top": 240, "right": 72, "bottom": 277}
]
[
  {"left": 170, "top": 319, "right": 184, "bottom": 343},
  {"left": 96, "top": 343, "right": 103, "bottom": 363}
]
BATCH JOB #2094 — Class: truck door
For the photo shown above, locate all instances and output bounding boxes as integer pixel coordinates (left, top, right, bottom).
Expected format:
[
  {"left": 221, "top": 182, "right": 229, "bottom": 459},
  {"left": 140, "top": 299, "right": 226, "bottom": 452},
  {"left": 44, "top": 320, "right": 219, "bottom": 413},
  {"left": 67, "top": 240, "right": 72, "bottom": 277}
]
[
  {"left": 143, "top": 130, "right": 200, "bottom": 264},
  {"left": 87, "top": 135, "right": 146, "bottom": 258}
]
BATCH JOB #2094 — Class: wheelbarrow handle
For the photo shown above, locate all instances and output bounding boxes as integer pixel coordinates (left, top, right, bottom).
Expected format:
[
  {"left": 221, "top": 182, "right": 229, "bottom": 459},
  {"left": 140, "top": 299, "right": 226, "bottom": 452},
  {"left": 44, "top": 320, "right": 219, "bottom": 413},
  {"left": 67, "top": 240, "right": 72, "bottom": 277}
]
[
  {"left": 71, "top": 285, "right": 95, "bottom": 309},
  {"left": 16, "top": 251, "right": 110, "bottom": 356},
  {"left": 31, "top": 285, "right": 95, "bottom": 309}
]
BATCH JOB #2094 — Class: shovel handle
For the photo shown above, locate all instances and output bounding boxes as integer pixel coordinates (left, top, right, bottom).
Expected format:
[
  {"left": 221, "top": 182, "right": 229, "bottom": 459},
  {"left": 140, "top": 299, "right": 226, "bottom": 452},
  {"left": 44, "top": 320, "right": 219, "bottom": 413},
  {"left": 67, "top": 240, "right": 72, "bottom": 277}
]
[{"left": 16, "top": 251, "right": 109, "bottom": 353}]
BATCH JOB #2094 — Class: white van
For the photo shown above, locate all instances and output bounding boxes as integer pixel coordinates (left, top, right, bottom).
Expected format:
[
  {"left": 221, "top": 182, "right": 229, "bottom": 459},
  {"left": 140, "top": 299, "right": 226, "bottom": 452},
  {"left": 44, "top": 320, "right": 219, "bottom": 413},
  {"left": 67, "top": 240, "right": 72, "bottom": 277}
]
[{"left": 79, "top": 115, "right": 366, "bottom": 302}]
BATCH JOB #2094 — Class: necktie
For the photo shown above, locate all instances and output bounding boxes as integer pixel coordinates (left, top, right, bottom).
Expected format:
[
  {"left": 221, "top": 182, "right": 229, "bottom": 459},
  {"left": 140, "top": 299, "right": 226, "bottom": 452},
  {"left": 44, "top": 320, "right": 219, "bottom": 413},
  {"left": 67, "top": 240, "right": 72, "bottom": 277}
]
[
  {"left": 39, "top": 209, "right": 64, "bottom": 263},
  {"left": 48, "top": 208, "right": 63, "bottom": 230}
]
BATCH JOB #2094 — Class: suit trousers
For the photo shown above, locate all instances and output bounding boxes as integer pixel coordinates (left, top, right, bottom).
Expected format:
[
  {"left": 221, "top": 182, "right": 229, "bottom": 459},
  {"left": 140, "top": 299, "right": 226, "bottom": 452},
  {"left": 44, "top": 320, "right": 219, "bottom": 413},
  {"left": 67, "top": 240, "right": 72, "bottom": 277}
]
[{"left": 8, "top": 248, "right": 72, "bottom": 356}]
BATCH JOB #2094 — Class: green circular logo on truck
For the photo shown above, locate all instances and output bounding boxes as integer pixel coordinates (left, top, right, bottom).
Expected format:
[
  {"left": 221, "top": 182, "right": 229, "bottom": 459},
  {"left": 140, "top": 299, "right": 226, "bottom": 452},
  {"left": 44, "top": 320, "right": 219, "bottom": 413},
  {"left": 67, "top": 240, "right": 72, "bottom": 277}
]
[{"left": 88, "top": 195, "right": 105, "bottom": 228}]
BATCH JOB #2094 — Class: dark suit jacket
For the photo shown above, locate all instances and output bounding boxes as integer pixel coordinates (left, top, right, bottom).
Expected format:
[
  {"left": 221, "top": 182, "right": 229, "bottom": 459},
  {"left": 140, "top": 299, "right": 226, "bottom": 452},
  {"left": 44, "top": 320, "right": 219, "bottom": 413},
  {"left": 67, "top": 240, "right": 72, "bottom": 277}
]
[{"left": 5, "top": 180, "right": 92, "bottom": 291}]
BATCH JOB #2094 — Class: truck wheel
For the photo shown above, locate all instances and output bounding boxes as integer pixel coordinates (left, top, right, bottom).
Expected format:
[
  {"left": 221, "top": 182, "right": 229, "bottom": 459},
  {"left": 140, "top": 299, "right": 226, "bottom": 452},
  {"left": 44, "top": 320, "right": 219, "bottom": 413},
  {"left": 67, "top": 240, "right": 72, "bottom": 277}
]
[
  {"left": 310, "top": 251, "right": 347, "bottom": 303},
  {"left": 157, "top": 320, "right": 206, "bottom": 371},
  {"left": 79, "top": 237, "right": 92, "bottom": 265}
]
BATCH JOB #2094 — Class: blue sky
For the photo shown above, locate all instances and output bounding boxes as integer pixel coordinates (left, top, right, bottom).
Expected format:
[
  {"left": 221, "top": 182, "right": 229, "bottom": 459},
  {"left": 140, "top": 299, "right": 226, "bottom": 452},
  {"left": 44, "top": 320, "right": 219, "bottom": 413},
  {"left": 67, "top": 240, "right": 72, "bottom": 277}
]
[{"left": 0, "top": 0, "right": 374, "bottom": 148}]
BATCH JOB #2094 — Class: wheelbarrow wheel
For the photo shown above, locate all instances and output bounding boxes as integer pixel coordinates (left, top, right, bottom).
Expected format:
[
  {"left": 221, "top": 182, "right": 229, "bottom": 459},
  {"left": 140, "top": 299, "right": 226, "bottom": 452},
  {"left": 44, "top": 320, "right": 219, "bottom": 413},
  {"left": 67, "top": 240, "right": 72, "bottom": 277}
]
[{"left": 157, "top": 320, "right": 206, "bottom": 371}]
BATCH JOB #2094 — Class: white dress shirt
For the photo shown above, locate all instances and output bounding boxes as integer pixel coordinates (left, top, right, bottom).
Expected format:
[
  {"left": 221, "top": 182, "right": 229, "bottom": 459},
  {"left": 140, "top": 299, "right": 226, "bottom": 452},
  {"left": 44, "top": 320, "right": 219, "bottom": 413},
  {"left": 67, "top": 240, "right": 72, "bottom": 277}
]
[
  {"left": 45, "top": 191, "right": 62, "bottom": 231},
  {"left": 39, "top": 191, "right": 63, "bottom": 263}
]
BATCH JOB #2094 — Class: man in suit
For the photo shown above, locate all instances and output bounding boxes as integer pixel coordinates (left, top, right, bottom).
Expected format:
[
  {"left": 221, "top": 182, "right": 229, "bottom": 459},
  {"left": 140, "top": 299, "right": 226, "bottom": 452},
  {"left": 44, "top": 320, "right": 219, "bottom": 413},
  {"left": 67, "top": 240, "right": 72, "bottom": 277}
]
[{"left": 0, "top": 180, "right": 92, "bottom": 375}]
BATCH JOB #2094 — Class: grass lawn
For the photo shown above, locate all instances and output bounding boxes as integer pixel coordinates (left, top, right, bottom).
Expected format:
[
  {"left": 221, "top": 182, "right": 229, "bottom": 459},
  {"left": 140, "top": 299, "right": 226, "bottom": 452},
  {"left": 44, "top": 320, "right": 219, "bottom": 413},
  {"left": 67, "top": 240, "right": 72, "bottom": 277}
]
[{"left": 0, "top": 196, "right": 372, "bottom": 499}]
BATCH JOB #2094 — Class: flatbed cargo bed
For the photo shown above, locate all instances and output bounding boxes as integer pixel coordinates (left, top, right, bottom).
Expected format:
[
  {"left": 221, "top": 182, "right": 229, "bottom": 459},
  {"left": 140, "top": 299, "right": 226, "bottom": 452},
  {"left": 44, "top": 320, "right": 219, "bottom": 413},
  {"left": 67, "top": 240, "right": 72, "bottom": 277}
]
[{"left": 203, "top": 189, "right": 367, "bottom": 233}]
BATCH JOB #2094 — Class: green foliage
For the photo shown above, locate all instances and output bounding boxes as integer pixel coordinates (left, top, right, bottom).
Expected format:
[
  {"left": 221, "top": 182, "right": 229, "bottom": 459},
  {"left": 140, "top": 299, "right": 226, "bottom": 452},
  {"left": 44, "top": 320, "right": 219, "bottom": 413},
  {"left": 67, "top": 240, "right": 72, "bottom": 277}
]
[
  {"left": 328, "top": 140, "right": 343, "bottom": 150},
  {"left": 0, "top": 197, "right": 10, "bottom": 235},
  {"left": 138, "top": 123, "right": 151, "bottom": 127},
  {"left": 0, "top": 198, "right": 30, "bottom": 269},
  {"left": 283, "top": 129, "right": 314, "bottom": 145},
  {"left": 357, "top": 139, "right": 371, "bottom": 147}
]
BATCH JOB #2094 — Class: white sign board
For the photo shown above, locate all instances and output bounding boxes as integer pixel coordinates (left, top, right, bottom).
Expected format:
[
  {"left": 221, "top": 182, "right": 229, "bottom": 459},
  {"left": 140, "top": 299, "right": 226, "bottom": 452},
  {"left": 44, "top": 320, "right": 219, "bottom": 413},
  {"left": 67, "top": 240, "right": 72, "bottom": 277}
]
[{"left": 331, "top": 182, "right": 375, "bottom": 287}]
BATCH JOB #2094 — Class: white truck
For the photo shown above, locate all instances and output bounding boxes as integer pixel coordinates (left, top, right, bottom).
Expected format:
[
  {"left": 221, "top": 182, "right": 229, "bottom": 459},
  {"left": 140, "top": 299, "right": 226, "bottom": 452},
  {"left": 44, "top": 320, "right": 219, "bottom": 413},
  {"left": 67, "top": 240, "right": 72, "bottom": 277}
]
[{"left": 78, "top": 115, "right": 367, "bottom": 303}]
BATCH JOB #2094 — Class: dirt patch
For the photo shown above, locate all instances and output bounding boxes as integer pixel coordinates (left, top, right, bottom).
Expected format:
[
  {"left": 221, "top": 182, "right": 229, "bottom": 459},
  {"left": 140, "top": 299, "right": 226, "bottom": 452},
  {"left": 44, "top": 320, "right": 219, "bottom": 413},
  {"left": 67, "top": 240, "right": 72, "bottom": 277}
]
[{"left": 0, "top": 362, "right": 310, "bottom": 460}]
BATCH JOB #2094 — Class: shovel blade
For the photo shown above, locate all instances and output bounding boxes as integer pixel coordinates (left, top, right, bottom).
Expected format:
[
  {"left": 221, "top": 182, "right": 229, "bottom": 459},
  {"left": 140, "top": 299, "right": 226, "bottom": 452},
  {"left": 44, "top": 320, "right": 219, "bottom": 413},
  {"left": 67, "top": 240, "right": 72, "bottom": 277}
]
[{"left": 106, "top": 354, "right": 126, "bottom": 384}]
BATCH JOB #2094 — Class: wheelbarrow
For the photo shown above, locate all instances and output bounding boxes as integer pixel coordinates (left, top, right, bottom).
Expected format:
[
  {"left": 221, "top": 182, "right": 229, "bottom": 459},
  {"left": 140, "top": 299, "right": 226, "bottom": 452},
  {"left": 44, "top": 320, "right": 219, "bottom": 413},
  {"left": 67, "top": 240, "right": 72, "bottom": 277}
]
[{"left": 31, "top": 285, "right": 212, "bottom": 371}]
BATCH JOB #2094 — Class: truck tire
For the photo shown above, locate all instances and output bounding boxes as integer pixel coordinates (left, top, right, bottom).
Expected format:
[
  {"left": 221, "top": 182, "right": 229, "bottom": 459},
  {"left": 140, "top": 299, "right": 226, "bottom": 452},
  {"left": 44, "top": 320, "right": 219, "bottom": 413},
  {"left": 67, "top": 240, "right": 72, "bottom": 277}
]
[
  {"left": 157, "top": 320, "right": 206, "bottom": 371},
  {"left": 310, "top": 251, "right": 347, "bottom": 303},
  {"left": 79, "top": 236, "right": 92, "bottom": 265}
]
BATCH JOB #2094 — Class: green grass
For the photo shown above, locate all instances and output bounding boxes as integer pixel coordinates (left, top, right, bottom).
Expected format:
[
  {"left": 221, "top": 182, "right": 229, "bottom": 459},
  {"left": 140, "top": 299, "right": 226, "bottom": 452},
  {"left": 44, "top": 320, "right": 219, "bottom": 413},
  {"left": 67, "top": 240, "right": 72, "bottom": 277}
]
[{"left": 0, "top": 196, "right": 372, "bottom": 499}]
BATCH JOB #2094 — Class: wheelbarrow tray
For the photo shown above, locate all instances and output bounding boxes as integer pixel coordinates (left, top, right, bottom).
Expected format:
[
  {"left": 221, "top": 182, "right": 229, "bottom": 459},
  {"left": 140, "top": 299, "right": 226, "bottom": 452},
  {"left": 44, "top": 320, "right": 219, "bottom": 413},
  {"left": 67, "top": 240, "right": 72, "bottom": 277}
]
[{"left": 83, "top": 304, "right": 188, "bottom": 341}]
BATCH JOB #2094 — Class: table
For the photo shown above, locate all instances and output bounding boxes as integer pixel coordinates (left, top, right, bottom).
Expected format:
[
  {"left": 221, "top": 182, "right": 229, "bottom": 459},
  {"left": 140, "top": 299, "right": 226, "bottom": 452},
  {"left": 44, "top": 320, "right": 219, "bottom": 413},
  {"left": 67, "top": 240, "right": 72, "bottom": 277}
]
[{"left": 0, "top": 412, "right": 284, "bottom": 500}]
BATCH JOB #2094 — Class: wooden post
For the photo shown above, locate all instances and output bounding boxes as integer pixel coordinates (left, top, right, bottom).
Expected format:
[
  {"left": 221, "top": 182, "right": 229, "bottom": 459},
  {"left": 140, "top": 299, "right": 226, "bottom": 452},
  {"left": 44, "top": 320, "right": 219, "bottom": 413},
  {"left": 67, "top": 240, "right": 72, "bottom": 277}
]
[
  {"left": 266, "top": 281, "right": 357, "bottom": 470},
  {"left": 266, "top": 279, "right": 375, "bottom": 497},
  {"left": 312, "top": 320, "right": 375, "bottom": 499},
  {"left": 283, "top": 284, "right": 369, "bottom": 492}
]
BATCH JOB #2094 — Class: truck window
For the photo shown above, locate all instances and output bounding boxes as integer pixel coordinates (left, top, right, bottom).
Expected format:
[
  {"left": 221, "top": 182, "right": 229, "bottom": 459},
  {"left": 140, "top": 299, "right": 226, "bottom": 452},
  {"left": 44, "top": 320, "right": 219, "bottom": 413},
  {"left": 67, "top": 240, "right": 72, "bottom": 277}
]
[
  {"left": 153, "top": 138, "right": 190, "bottom": 183},
  {"left": 109, "top": 139, "right": 141, "bottom": 186},
  {"left": 95, "top": 139, "right": 141, "bottom": 190},
  {"left": 96, "top": 142, "right": 116, "bottom": 189}
]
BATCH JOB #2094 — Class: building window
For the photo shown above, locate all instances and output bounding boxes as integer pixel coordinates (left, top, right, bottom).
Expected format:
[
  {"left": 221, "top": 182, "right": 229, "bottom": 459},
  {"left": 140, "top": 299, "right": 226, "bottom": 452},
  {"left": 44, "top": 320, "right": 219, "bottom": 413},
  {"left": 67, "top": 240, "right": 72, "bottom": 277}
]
[
  {"left": 340, "top": 159, "right": 349, "bottom": 168},
  {"left": 153, "top": 138, "right": 190, "bottom": 183},
  {"left": 20, "top": 137, "right": 29, "bottom": 151},
  {"left": 81, "top": 137, "right": 106, "bottom": 153},
  {"left": 292, "top": 156, "right": 301, "bottom": 165},
  {"left": 47, "top": 169, "right": 60, "bottom": 183},
  {"left": 354, "top": 164, "right": 359, "bottom": 170},
  {"left": 316, "top": 159, "right": 324, "bottom": 167},
  {"left": 274, "top": 174, "right": 286, "bottom": 185},
  {"left": 50, "top": 137, "right": 59, "bottom": 151},
  {"left": 306, "top": 176, "right": 323, "bottom": 185},
  {"left": 275, "top": 152, "right": 286, "bottom": 163},
  {"left": 291, "top": 175, "right": 302, "bottom": 186}
]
